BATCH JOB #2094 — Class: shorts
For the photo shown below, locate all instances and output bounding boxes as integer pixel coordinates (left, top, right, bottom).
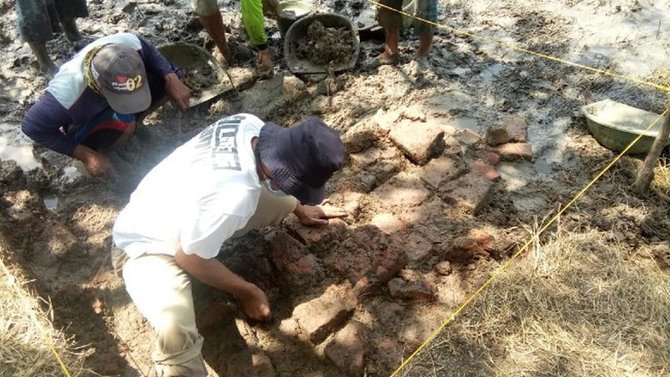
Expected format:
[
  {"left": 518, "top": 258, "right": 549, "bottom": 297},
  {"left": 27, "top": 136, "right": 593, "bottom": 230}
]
[
  {"left": 192, "top": 0, "right": 219, "bottom": 16},
  {"left": 70, "top": 109, "right": 135, "bottom": 151},
  {"left": 15, "top": 0, "right": 88, "bottom": 42},
  {"left": 376, "top": 0, "right": 438, "bottom": 37}
]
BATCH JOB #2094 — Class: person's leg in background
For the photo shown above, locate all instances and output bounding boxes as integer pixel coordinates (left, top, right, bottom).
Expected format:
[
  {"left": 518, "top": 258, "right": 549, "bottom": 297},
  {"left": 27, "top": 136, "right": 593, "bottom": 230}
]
[
  {"left": 122, "top": 254, "right": 208, "bottom": 377},
  {"left": 15, "top": 0, "right": 57, "bottom": 74},
  {"left": 15, "top": 0, "right": 90, "bottom": 74},
  {"left": 241, "top": 0, "right": 273, "bottom": 79},
  {"left": 372, "top": 0, "right": 403, "bottom": 66},
  {"left": 193, "top": 0, "right": 231, "bottom": 65},
  {"left": 52, "top": 0, "right": 88, "bottom": 43},
  {"left": 413, "top": 0, "right": 437, "bottom": 71}
]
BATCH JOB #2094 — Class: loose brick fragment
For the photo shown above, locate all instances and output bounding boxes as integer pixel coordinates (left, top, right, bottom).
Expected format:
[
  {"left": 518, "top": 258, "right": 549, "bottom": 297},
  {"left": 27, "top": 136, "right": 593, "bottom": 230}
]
[
  {"left": 293, "top": 284, "right": 356, "bottom": 344},
  {"left": 439, "top": 172, "right": 493, "bottom": 214}
]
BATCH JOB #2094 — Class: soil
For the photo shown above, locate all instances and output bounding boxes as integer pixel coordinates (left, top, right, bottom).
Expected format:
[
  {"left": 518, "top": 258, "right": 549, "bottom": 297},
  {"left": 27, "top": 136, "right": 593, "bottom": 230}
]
[
  {"left": 1, "top": 0, "right": 669, "bottom": 376},
  {"left": 295, "top": 20, "right": 356, "bottom": 66}
]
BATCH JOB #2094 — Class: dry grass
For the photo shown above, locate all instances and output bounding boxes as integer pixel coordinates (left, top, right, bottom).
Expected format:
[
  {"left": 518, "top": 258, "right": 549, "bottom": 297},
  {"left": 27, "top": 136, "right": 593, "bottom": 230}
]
[
  {"left": 649, "top": 67, "right": 670, "bottom": 89},
  {"left": 399, "top": 225, "right": 670, "bottom": 377},
  {"left": 0, "top": 251, "right": 88, "bottom": 376},
  {"left": 651, "top": 157, "right": 670, "bottom": 196}
]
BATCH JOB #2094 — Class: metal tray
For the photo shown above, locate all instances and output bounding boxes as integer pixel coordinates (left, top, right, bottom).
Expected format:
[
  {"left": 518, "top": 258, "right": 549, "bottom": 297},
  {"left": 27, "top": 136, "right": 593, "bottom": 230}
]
[
  {"left": 284, "top": 13, "right": 360, "bottom": 75},
  {"left": 581, "top": 99, "right": 668, "bottom": 154},
  {"left": 157, "top": 42, "right": 232, "bottom": 108}
]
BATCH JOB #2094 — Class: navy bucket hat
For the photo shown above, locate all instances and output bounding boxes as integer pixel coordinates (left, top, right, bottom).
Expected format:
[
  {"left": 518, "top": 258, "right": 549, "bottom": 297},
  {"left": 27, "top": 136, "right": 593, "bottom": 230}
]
[{"left": 258, "top": 117, "right": 345, "bottom": 205}]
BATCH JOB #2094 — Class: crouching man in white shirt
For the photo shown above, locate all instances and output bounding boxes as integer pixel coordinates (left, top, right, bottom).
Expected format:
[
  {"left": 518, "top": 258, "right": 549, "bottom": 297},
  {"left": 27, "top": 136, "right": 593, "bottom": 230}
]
[{"left": 112, "top": 113, "right": 345, "bottom": 376}]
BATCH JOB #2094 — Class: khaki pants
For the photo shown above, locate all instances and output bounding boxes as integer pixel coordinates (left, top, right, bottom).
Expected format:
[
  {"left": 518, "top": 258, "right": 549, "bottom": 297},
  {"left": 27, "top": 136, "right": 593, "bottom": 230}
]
[{"left": 113, "top": 187, "right": 297, "bottom": 376}]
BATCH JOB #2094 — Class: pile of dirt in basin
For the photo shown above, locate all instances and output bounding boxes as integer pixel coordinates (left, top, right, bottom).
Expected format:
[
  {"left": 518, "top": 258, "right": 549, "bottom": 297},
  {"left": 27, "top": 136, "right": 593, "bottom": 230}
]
[
  {"left": 295, "top": 20, "right": 355, "bottom": 66},
  {"left": 182, "top": 64, "right": 217, "bottom": 98}
]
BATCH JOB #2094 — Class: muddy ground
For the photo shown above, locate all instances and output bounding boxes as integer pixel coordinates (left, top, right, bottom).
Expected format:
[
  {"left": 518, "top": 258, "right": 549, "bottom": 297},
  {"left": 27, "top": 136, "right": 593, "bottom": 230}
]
[{"left": 0, "top": 0, "right": 669, "bottom": 376}]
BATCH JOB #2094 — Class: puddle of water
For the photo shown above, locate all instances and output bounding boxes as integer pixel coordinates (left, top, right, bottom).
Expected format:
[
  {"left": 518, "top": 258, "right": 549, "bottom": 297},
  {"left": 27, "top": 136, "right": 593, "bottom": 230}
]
[
  {"left": 451, "top": 67, "right": 470, "bottom": 76},
  {"left": 451, "top": 117, "right": 480, "bottom": 132},
  {"left": 528, "top": 117, "right": 571, "bottom": 150},
  {"left": 0, "top": 123, "right": 41, "bottom": 171},
  {"left": 43, "top": 195, "right": 59, "bottom": 212},
  {"left": 479, "top": 63, "right": 503, "bottom": 85},
  {"left": 62, "top": 164, "right": 85, "bottom": 183},
  {"left": 498, "top": 162, "right": 529, "bottom": 191}
]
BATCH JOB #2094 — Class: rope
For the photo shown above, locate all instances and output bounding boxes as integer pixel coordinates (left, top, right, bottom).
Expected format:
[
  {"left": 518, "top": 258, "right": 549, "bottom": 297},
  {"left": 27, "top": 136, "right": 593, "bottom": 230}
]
[
  {"left": 388, "top": 109, "right": 668, "bottom": 376},
  {"left": 367, "top": 0, "right": 670, "bottom": 93}
]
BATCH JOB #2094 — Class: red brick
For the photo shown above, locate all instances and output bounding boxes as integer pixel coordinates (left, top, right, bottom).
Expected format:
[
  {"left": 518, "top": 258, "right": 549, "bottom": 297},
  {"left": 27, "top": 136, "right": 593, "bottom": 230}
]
[
  {"left": 470, "top": 159, "right": 501, "bottom": 181},
  {"left": 445, "top": 236, "right": 490, "bottom": 263},
  {"left": 419, "top": 155, "right": 467, "bottom": 189},
  {"left": 292, "top": 284, "right": 357, "bottom": 344},
  {"left": 501, "top": 114, "right": 528, "bottom": 142},
  {"left": 348, "top": 147, "right": 381, "bottom": 169},
  {"left": 403, "top": 232, "right": 434, "bottom": 261},
  {"left": 467, "top": 229, "right": 495, "bottom": 250},
  {"left": 388, "top": 120, "right": 445, "bottom": 165},
  {"left": 284, "top": 216, "right": 347, "bottom": 246},
  {"left": 324, "top": 321, "right": 368, "bottom": 376},
  {"left": 388, "top": 278, "right": 434, "bottom": 301},
  {"left": 457, "top": 129, "right": 482, "bottom": 145},
  {"left": 342, "top": 118, "right": 385, "bottom": 153},
  {"left": 400, "top": 105, "right": 427, "bottom": 122},
  {"left": 485, "top": 126, "right": 510, "bottom": 146},
  {"left": 284, "top": 254, "right": 324, "bottom": 288},
  {"left": 439, "top": 172, "right": 493, "bottom": 215},
  {"left": 269, "top": 231, "right": 307, "bottom": 268},
  {"left": 321, "top": 225, "right": 408, "bottom": 293},
  {"left": 397, "top": 198, "right": 445, "bottom": 229},
  {"left": 370, "top": 212, "right": 405, "bottom": 234},
  {"left": 495, "top": 142, "right": 533, "bottom": 161},
  {"left": 477, "top": 150, "right": 501, "bottom": 166},
  {"left": 371, "top": 171, "right": 431, "bottom": 210},
  {"left": 269, "top": 232, "right": 325, "bottom": 290}
]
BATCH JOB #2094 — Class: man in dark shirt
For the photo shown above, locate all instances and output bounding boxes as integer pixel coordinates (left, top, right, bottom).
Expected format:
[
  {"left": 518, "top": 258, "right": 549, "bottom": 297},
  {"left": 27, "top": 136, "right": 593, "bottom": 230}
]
[{"left": 21, "top": 33, "right": 191, "bottom": 179}]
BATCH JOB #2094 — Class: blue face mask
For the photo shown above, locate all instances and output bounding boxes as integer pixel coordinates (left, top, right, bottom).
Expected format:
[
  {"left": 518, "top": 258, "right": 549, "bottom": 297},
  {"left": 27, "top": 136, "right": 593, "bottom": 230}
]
[{"left": 262, "top": 178, "right": 288, "bottom": 196}]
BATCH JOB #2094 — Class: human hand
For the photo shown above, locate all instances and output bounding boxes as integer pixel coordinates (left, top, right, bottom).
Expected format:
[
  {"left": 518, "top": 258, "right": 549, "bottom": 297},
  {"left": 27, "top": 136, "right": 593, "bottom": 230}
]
[
  {"left": 293, "top": 203, "right": 348, "bottom": 226},
  {"left": 73, "top": 145, "right": 116, "bottom": 180},
  {"left": 239, "top": 283, "right": 272, "bottom": 321},
  {"left": 164, "top": 72, "right": 191, "bottom": 110},
  {"left": 85, "top": 153, "right": 116, "bottom": 180}
]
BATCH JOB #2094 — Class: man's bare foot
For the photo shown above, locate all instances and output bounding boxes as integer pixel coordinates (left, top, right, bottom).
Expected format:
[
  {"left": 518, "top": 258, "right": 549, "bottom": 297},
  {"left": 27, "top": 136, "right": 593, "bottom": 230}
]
[
  {"left": 256, "top": 51, "right": 274, "bottom": 79},
  {"left": 366, "top": 51, "right": 400, "bottom": 69}
]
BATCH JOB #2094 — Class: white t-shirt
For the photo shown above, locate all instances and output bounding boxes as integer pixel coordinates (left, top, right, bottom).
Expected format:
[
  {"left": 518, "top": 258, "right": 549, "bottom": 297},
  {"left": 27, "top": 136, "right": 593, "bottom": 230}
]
[{"left": 113, "top": 113, "right": 265, "bottom": 259}]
